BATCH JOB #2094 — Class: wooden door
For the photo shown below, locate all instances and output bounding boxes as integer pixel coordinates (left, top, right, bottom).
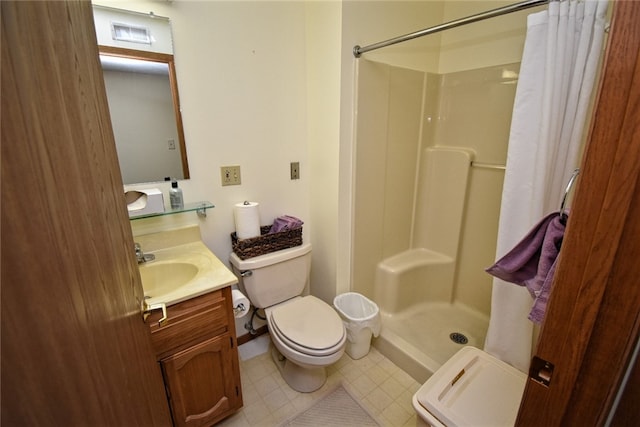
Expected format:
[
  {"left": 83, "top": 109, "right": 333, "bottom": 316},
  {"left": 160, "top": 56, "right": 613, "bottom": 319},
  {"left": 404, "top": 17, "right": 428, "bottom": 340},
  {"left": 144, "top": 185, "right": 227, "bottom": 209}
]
[
  {"left": 516, "top": 0, "right": 640, "bottom": 424},
  {"left": 1, "top": 2, "right": 172, "bottom": 425},
  {"left": 161, "top": 335, "right": 242, "bottom": 427}
]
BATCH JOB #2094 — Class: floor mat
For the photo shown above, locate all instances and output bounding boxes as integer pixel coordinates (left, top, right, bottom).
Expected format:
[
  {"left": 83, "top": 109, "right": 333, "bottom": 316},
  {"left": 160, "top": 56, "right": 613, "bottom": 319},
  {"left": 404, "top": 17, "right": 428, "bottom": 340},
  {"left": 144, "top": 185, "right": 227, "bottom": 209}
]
[{"left": 280, "top": 383, "right": 380, "bottom": 427}]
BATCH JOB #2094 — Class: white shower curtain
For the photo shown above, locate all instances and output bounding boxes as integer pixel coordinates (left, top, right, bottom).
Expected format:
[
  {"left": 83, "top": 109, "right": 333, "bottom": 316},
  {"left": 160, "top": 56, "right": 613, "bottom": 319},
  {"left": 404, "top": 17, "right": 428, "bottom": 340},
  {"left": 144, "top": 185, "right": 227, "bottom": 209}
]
[{"left": 484, "top": 0, "right": 609, "bottom": 372}]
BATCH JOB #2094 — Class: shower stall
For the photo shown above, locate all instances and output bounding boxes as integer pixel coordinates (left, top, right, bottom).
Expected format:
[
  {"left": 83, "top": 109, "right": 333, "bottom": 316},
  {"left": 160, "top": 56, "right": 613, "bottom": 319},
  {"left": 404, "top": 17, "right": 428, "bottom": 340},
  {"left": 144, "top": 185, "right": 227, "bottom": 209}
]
[{"left": 351, "top": 59, "right": 520, "bottom": 382}]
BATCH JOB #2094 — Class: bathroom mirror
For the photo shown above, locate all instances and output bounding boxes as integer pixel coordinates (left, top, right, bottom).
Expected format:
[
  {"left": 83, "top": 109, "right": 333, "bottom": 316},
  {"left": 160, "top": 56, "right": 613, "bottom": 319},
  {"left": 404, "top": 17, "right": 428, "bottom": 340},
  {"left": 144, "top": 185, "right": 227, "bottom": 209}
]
[{"left": 99, "top": 45, "right": 190, "bottom": 185}]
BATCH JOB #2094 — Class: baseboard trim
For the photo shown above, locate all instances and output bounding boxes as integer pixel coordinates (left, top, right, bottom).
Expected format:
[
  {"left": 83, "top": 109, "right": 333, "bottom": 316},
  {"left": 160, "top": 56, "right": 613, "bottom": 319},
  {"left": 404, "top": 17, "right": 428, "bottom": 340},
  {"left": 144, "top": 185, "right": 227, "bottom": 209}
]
[{"left": 237, "top": 325, "right": 268, "bottom": 346}]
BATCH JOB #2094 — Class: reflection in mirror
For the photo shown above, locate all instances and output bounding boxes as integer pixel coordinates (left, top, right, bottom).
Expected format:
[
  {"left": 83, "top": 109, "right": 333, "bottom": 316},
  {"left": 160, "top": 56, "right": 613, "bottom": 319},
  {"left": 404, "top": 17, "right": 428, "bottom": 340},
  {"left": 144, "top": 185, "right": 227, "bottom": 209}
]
[{"left": 99, "top": 46, "right": 190, "bottom": 185}]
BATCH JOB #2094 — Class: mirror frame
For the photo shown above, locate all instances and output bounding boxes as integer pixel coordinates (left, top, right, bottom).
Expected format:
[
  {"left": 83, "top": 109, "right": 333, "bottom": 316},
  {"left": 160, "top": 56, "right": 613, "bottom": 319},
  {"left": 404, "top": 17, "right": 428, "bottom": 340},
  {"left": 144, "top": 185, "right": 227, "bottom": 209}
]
[{"left": 99, "top": 45, "right": 190, "bottom": 182}]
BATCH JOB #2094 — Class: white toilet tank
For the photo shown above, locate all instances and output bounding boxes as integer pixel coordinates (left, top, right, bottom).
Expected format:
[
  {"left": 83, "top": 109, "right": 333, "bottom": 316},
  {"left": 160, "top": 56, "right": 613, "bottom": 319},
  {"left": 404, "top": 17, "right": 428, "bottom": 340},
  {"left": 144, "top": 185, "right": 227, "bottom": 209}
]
[{"left": 229, "top": 243, "right": 311, "bottom": 309}]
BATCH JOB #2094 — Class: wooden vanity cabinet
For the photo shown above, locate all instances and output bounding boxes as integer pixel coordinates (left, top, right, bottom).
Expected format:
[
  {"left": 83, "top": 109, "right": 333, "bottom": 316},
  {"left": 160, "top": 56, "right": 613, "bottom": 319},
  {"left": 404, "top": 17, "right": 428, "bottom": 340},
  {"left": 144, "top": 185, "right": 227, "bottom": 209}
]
[{"left": 146, "top": 287, "right": 243, "bottom": 426}]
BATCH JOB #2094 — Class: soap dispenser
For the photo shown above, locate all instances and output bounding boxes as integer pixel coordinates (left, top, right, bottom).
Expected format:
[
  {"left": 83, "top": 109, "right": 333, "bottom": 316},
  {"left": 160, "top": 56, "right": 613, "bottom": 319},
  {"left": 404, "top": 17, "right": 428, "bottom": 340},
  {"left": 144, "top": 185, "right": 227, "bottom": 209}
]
[{"left": 169, "top": 180, "right": 184, "bottom": 210}]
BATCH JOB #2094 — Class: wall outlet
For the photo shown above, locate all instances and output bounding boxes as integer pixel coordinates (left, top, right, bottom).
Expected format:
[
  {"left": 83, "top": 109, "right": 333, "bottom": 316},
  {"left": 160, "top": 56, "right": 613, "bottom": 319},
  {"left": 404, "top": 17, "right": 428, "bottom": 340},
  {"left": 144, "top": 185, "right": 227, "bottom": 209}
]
[
  {"left": 221, "top": 165, "right": 241, "bottom": 186},
  {"left": 290, "top": 162, "right": 300, "bottom": 180}
]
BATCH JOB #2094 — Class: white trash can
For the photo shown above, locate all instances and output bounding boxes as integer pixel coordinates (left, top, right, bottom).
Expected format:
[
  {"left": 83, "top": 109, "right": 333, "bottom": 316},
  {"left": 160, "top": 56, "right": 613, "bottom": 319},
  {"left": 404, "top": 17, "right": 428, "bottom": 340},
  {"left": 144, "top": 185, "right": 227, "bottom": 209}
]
[{"left": 333, "top": 292, "right": 381, "bottom": 359}]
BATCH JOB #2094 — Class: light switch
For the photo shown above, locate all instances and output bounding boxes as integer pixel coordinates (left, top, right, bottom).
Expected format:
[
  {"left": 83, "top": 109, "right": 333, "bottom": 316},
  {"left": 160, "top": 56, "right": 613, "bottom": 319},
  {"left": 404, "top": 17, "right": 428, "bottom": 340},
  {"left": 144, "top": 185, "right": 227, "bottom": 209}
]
[{"left": 221, "top": 166, "right": 241, "bottom": 186}]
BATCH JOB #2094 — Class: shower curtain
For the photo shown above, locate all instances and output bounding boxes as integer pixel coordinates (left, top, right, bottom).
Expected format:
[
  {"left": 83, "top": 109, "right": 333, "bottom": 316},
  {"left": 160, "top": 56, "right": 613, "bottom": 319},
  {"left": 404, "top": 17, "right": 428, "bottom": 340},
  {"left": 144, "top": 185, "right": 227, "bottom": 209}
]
[{"left": 485, "top": 0, "right": 609, "bottom": 372}]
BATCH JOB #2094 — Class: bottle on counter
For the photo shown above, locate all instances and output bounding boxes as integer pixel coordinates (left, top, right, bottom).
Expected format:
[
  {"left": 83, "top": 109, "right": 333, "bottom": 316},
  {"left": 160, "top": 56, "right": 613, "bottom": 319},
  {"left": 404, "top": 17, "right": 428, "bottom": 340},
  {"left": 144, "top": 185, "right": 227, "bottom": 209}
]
[{"left": 169, "top": 180, "right": 184, "bottom": 210}]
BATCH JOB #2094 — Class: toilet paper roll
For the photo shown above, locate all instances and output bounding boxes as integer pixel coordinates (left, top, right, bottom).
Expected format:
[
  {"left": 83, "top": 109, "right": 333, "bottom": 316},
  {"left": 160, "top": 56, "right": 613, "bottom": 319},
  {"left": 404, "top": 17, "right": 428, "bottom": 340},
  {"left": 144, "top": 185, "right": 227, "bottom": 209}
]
[
  {"left": 234, "top": 201, "right": 261, "bottom": 239},
  {"left": 232, "top": 289, "right": 250, "bottom": 319}
]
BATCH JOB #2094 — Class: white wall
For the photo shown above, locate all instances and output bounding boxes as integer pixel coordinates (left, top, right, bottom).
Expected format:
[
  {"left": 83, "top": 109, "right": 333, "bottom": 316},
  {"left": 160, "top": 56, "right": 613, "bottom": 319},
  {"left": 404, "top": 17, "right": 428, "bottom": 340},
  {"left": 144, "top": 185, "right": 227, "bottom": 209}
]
[
  {"left": 305, "top": 1, "right": 342, "bottom": 303},
  {"left": 97, "top": 2, "right": 308, "bottom": 245},
  {"left": 95, "top": 1, "right": 341, "bottom": 307},
  {"left": 439, "top": 1, "right": 545, "bottom": 73},
  {"left": 167, "top": 0, "right": 310, "bottom": 260},
  {"left": 93, "top": 4, "right": 173, "bottom": 54}
]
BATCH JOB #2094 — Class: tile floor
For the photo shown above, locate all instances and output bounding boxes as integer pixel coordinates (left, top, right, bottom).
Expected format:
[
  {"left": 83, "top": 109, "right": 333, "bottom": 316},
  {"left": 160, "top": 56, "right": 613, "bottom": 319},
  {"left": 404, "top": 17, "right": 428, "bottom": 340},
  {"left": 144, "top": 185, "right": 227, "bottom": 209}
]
[{"left": 218, "top": 334, "right": 421, "bottom": 427}]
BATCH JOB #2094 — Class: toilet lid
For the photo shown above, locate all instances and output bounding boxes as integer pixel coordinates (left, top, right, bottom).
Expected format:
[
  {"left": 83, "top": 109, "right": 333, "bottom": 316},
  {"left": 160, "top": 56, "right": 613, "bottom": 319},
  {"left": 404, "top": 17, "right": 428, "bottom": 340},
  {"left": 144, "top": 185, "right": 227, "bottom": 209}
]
[
  {"left": 415, "top": 347, "right": 527, "bottom": 426},
  {"left": 270, "top": 296, "right": 345, "bottom": 354}
]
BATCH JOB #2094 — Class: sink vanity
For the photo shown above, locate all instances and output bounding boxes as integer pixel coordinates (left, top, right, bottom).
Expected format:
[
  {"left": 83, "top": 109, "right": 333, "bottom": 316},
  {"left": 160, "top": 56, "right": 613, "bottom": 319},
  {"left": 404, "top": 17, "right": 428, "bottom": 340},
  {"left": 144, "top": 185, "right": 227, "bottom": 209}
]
[{"left": 136, "top": 225, "right": 243, "bottom": 426}]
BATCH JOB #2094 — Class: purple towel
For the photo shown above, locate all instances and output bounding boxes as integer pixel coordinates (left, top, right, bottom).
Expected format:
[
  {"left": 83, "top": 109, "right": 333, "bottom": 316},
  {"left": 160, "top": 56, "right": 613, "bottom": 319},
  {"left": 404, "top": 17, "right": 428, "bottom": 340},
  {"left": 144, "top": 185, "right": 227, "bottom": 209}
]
[
  {"left": 486, "top": 212, "right": 566, "bottom": 324},
  {"left": 269, "top": 215, "right": 303, "bottom": 234}
]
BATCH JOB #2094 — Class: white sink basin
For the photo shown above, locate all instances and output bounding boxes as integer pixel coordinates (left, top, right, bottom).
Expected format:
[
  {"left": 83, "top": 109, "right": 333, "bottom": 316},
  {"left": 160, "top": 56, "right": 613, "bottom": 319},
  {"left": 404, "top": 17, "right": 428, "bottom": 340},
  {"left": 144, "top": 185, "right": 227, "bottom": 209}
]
[
  {"left": 140, "top": 262, "right": 199, "bottom": 298},
  {"left": 134, "top": 227, "right": 239, "bottom": 306}
]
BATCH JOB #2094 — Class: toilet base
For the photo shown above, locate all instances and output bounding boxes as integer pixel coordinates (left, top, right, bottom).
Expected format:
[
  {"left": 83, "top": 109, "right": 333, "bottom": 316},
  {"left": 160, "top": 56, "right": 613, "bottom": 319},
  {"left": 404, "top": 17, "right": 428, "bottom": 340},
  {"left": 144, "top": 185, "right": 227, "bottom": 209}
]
[{"left": 270, "top": 346, "right": 327, "bottom": 393}]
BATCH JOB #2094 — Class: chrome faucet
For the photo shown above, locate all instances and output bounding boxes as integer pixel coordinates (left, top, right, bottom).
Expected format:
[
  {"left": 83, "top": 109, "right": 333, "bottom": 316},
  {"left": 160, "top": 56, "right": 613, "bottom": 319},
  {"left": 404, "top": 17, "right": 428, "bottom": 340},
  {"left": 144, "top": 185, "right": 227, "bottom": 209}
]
[{"left": 134, "top": 242, "right": 155, "bottom": 264}]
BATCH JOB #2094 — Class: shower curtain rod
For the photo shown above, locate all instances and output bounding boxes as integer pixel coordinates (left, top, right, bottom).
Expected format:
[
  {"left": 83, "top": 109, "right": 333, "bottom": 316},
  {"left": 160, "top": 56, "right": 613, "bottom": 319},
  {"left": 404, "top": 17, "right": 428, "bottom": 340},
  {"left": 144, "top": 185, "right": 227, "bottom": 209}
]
[{"left": 353, "top": 0, "right": 549, "bottom": 58}]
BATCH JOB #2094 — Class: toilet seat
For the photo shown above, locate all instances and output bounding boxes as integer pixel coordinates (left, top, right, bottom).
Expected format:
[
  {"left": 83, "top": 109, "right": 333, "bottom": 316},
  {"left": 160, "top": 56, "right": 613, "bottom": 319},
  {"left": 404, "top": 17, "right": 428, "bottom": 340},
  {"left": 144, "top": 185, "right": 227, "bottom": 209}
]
[
  {"left": 268, "top": 296, "right": 345, "bottom": 357},
  {"left": 412, "top": 346, "right": 527, "bottom": 426}
]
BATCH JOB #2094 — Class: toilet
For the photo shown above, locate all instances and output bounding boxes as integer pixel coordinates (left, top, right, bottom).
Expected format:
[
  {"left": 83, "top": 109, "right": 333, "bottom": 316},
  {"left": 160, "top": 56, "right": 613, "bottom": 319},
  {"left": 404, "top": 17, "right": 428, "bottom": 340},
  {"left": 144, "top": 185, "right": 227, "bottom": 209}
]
[
  {"left": 229, "top": 243, "right": 346, "bottom": 392},
  {"left": 412, "top": 346, "right": 527, "bottom": 426}
]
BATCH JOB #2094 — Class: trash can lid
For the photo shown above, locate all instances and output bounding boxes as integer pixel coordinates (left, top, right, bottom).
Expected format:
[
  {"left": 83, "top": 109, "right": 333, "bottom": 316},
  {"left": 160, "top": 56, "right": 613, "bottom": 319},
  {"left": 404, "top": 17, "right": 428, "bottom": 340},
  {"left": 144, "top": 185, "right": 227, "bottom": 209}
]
[{"left": 415, "top": 347, "right": 526, "bottom": 426}]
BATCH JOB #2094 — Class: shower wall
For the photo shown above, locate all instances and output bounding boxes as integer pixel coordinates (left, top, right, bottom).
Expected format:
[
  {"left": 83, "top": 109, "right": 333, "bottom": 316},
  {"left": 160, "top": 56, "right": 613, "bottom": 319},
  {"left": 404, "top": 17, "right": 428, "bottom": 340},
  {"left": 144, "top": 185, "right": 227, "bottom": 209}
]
[
  {"left": 352, "top": 61, "right": 427, "bottom": 300},
  {"left": 353, "top": 59, "right": 520, "bottom": 316}
]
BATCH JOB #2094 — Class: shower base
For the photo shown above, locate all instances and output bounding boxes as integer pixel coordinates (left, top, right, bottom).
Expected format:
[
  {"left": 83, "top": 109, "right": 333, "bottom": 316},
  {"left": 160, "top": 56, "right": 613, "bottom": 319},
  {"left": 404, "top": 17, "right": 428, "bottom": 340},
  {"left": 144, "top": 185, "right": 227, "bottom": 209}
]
[{"left": 372, "top": 301, "right": 489, "bottom": 383}]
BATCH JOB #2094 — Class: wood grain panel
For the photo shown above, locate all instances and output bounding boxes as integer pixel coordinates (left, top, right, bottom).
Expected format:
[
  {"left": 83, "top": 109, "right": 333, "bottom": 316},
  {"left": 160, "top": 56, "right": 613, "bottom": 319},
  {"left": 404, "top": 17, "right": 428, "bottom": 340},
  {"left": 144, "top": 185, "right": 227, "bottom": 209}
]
[
  {"left": 163, "top": 337, "right": 232, "bottom": 426},
  {"left": 147, "top": 287, "right": 243, "bottom": 424},
  {"left": 564, "top": 162, "right": 640, "bottom": 423},
  {"left": 610, "top": 352, "right": 640, "bottom": 426},
  {"left": 1, "top": 2, "right": 171, "bottom": 425},
  {"left": 147, "top": 290, "right": 230, "bottom": 359},
  {"left": 517, "top": 0, "right": 640, "bottom": 424}
]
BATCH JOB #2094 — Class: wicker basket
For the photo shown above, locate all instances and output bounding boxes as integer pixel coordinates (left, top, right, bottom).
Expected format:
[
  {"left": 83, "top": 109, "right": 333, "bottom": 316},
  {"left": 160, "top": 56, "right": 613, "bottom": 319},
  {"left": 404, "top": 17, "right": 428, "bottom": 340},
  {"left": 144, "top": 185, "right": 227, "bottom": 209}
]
[{"left": 231, "top": 225, "right": 302, "bottom": 260}]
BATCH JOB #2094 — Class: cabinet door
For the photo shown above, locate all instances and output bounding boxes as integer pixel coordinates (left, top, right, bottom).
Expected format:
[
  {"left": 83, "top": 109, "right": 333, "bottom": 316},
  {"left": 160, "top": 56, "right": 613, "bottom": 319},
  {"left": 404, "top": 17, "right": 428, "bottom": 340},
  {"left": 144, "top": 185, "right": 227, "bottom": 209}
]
[{"left": 161, "top": 335, "right": 242, "bottom": 427}]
